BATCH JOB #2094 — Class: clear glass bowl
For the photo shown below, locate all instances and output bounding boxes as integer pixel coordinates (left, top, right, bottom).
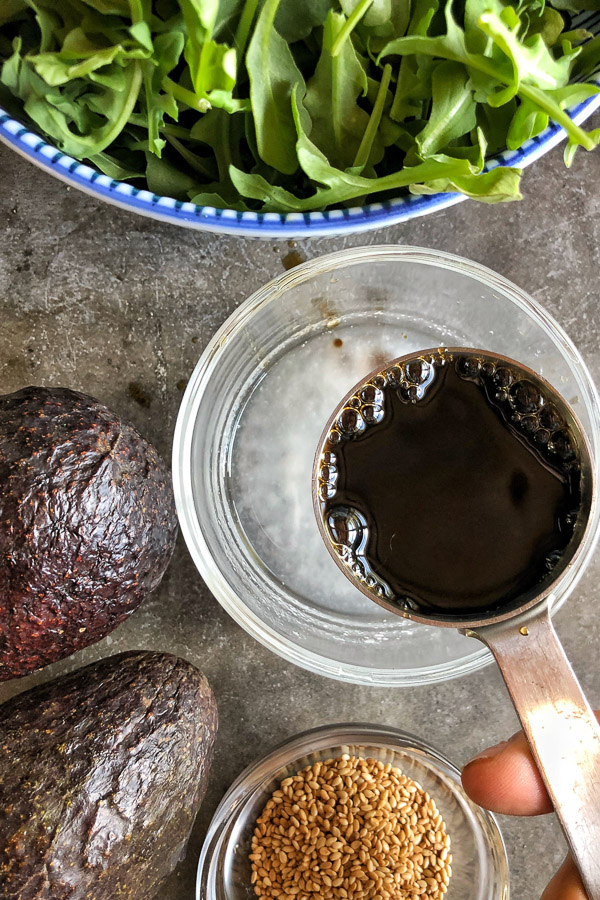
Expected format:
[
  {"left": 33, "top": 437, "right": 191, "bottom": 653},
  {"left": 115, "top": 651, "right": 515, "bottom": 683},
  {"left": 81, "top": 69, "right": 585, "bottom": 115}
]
[
  {"left": 173, "top": 246, "right": 600, "bottom": 686},
  {"left": 196, "top": 724, "right": 509, "bottom": 900}
]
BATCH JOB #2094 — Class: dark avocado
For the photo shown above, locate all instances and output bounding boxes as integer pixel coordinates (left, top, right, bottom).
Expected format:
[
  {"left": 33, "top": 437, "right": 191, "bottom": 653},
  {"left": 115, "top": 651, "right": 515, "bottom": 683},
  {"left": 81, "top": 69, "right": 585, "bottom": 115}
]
[
  {"left": 0, "top": 650, "right": 217, "bottom": 899},
  {"left": 0, "top": 387, "right": 178, "bottom": 679}
]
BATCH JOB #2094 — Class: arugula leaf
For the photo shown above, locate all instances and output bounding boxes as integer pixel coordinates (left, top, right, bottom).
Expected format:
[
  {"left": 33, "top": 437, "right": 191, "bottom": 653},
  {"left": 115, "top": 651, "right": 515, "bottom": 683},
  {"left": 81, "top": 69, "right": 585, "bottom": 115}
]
[
  {"left": 29, "top": 43, "right": 128, "bottom": 88},
  {"left": 339, "top": 0, "right": 413, "bottom": 46},
  {"left": 304, "top": 10, "right": 370, "bottom": 168},
  {"left": 234, "top": 0, "right": 260, "bottom": 55},
  {"left": 476, "top": 9, "right": 576, "bottom": 95},
  {"left": 573, "top": 34, "right": 600, "bottom": 76},
  {"left": 140, "top": 30, "right": 185, "bottom": 155},
  {"left": 409, "top": 164, "right": 523, "bottom": 200},
  {"left": 3, "top": 35, "right": 145, "bottom": 157},
  {"left": 379, "top": 3, "right": 600, "bottom": 153},
  {"left": 390, "top": 0, "right": 439, "bottom": 121},
  {"left": 524, "top": 6, "right": 566, "bottom": 45},
  {"left": 165, "top": 132, "right": 217, "bottom": 177},
  {"left": 275, "top": 0, "right": 334, "bottom": 43},
  {"left": 464, "top": 0, "right": 505, "bottom": 53},
  {"left": 189, "top": 189, "right": 250, "bottom": 209},
  {"left": 246, "top": 0, "right": 306, "bottom": 173},
  {"left": 180, "top": 0, "right": 237, "bottom": 98},
  {"left": 231, "top": 147, "right": 521, "bottom": 208},
  {"left": 477, "top": 96, "right": 518, "bottom": 151},
  {"left": 333, "top": 0, "right": 377, "bottom": 55},
  {"left": 340, "top": 0, "right": 412, "bottom": 55},
  {"left": 353, "top": 62, "right": 391, "bottom": 166},
  {"left": 90, "top": 150, "right": 146, "bottom": 178},
  {"left": 240, "top": 82, "right": 524, "bottom": 207},
  {"left": 145, "top": 148, "right": 199, "bottom": 196},
  {"left": 416, "top": 60, "right": 477, "bottom": 155},
  {"left": 1, "top": 0, "right": 599, "bottom": 213},
  {"left": 379, "top": 5, "right": 471, "bottom": 67}
]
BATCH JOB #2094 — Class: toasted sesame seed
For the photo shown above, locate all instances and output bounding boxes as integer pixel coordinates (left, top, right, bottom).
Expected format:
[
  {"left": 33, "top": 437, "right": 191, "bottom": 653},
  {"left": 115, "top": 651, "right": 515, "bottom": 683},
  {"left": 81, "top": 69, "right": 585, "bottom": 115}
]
[{"left": 250, "top": 756, "right": 452, "bottom": 900}]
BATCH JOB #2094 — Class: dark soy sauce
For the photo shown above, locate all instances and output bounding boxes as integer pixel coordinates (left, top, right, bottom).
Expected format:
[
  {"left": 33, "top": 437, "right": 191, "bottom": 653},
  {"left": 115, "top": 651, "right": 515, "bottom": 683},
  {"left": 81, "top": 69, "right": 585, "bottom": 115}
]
[{"left": 317, "top": 350, "right": 583, "bottom": 618}]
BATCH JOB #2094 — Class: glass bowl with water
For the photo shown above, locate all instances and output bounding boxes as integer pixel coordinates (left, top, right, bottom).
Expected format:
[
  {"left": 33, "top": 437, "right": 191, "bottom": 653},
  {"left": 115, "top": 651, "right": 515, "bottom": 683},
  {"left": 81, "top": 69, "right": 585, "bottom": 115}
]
[
  {"left": 195, "top": 723, "right": 509, "bottom": 900},
  {"left": 173, "top": 246, "right": 600, "bottom": 686}
]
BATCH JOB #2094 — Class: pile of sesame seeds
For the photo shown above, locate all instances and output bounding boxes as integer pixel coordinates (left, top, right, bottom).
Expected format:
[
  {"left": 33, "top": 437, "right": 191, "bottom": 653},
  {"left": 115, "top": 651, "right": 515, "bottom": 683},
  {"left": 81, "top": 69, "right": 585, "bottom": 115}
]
[{"left": 250, "top": 755, "right": 452, "bottom": 900}]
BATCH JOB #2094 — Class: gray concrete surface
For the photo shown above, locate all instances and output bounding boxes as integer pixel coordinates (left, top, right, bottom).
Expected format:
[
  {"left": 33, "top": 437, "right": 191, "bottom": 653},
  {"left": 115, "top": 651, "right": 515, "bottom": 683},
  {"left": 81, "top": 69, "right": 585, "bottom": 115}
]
[{"left": 0, "top": 134, "right": 599, "bottom": 900}]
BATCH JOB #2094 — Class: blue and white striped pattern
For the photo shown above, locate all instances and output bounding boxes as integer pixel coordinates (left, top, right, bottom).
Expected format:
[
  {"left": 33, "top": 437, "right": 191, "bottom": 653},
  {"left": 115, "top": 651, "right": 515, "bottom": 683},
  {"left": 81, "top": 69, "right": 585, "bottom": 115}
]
[{"left": 1, "top": 11, "right": 599, "bottom": 238}]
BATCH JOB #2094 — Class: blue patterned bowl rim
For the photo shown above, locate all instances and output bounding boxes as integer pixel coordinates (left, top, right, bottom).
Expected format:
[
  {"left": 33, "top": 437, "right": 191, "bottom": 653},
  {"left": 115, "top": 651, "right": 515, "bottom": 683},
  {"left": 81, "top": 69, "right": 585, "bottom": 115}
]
[{"left": 1, "top": 11, "right": 599, "bottom": 239}]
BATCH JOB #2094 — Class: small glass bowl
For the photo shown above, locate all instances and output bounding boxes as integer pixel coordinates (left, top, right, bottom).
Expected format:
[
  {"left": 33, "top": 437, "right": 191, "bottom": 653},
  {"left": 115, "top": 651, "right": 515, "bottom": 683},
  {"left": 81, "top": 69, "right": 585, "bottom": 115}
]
[
  {"left": 196, "top": 723, "right": 509, "bottom": 900},
  {"left": 173, "top": 246, "right": 600, "bottom": 686}
]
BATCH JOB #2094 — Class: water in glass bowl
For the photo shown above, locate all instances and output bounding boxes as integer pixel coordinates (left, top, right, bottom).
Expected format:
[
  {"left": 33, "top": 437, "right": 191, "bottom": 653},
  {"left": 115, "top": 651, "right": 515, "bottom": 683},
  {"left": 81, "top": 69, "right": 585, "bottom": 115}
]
[{"left": 228, "top": 311, "right": 480, "bottom": 671}]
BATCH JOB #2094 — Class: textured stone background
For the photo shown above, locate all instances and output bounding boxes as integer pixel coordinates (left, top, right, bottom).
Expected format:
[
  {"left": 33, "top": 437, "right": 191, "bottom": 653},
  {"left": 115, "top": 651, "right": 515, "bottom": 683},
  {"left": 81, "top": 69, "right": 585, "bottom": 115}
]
[{"left": 0, "top": 133, "right": 599, "bottom": 899}]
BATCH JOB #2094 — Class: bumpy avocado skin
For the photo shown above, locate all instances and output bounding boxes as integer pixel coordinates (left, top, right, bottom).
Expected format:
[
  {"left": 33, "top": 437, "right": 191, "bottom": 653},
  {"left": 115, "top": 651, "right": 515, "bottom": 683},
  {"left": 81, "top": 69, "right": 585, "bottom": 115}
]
[
  {"left": 0, "top": 387, "right": 178, "bottom": 679},
  {"left": 0, "top": 651, "right": 217, "bottom": 899}
]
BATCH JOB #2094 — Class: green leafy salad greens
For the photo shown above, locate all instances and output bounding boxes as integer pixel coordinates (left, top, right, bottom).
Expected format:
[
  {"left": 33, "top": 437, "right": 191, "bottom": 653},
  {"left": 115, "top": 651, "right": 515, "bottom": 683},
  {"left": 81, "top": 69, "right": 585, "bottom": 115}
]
[{"left": 1, "top": 0, "right": 599, "bottom": 211}]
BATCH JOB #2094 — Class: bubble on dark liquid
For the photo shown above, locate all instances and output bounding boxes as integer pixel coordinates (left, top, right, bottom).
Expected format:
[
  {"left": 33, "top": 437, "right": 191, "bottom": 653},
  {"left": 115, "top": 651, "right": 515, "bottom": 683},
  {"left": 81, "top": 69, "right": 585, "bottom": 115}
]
[
  {"left": 386, "top": 366, "right": 404, "bottom": 386},
  {"left": 481, "top": 361, "right": 496, "bottom": 378},
  {"left": 458, "top": 356, "right": 481, "bottom": 378},
  {"left": 322, "top": 451, "right": 336, "bottom": 465},
  {"left": 540, "top": 404, "right": 565, "bottom": 431},
  {"left": 328, "top": 429, "right": 342, "bottom": 445},
  {"left": 361, "top": 384, "right": 384, "bottom": 406},
  {"left": 549, "top": 428, "right": 576, "bottom": 461},
  {"left": 362, "top": 404, "right": 384, "bottom": 425},
  {"left": 372, "top": 375, "right": 386, "bottom": 389},
  {"left": 397, "top": 596, "right": 420, "bottom": 612},
  {"left": 545, "top": 550, "right": 563, "bottom": 571},
  {"left": 565, "top": 508, "right": 580, "bottom": 528},
  {"left": 533, "top": 428, "right": 551, "bottom": 446},
  {"left": 319, "top": 463, "right": 338, "bottom": 497},
  {"left": 521, "top": 415, "right": 538, "bottom": 434},
  {"left": 398, "top": 383, "right": 419, "bottom": 404},
  {"left": 337, "top": 407, "right": 366, "bottom": 436},
  {"left": 510, "top": 380, "right": 544, "bottom": 414},
  {"left": 319, "top": 482, "right": 335, "bottom": 501},
  {"left": 494, "top": 367, "right": 513, "bottom": 389},
  {"left": 405, "top": 359, "right": 431, "bottom": 384},
  {"left": 348, "top": 396, "right": 361, "bottom": 409},
  {"left": 326, "top": 506, "right": 366, "bottom": 549}
]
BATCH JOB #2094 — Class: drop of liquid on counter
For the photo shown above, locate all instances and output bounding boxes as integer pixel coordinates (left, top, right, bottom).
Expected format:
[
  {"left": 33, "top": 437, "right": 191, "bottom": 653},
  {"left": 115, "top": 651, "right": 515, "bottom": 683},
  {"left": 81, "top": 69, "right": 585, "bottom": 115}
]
[
  {"left": 317, "top": 350, "right": 583, "bottom": 618},
  {"left": 282, "top": 249, "right": 307, "bottom": 270}
]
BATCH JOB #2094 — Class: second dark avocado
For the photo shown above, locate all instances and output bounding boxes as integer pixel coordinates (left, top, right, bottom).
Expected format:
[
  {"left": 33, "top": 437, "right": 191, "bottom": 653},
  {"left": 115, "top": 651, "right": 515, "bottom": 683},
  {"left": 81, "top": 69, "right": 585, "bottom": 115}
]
[{"left": 0, "top": 651, "right": 217, "bottom": 899}]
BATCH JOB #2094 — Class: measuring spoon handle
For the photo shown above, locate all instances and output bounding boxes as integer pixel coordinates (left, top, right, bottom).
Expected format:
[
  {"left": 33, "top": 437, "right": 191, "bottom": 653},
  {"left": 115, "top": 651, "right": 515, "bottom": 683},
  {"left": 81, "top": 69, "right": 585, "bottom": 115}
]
[{"left": 472, "top": 602, "right": 600, "bottom": 900}]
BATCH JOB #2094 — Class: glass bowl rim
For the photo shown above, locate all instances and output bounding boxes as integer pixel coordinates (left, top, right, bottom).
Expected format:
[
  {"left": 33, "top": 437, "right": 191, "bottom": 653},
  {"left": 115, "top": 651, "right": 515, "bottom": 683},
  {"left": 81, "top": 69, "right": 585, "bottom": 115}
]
[
  {"left": 195, "top": 721, "right": 510, "bottom": 900},
  {"left": 173, "top": 245, "right": 600, "bottom": 686}
]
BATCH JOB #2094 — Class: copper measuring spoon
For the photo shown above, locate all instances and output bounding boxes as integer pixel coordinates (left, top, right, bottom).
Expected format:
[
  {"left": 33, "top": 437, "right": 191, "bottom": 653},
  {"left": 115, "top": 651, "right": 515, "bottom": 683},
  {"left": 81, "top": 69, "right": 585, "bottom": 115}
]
[{"left": 313, "top": 347, "right": 600, "bottom": 899}]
